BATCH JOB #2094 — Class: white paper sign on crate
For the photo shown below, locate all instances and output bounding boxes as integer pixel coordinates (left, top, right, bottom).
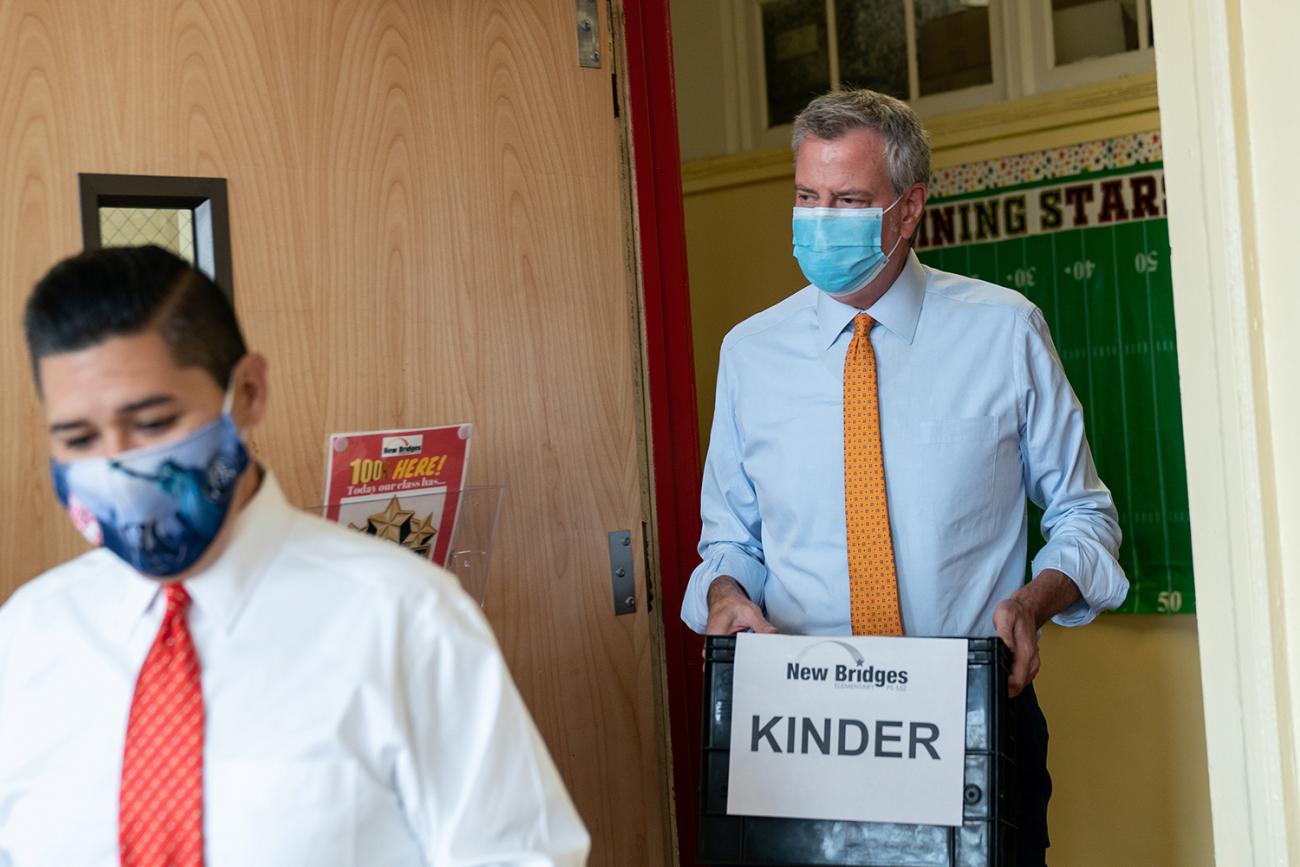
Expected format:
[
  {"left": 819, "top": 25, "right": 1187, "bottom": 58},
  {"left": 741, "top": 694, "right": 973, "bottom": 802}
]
[{"left": 727, "top": 633, "right": 969, "bottom": 827}]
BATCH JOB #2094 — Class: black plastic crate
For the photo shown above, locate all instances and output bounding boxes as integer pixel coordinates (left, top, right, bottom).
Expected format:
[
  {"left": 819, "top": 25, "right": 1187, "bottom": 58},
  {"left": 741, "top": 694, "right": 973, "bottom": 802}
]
[{"left": 700, "top": 636, "right": 1018, "bottom": 867}]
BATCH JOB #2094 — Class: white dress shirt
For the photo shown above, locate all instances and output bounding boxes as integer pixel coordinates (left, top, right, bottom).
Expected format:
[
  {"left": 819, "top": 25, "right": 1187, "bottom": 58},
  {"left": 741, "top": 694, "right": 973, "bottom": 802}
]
[
  {"left": 681, "top": 252, "right": 1129, "bottom": 636},
  {"left": 0, "top": 472, "right": 589, "bottom": 867}
]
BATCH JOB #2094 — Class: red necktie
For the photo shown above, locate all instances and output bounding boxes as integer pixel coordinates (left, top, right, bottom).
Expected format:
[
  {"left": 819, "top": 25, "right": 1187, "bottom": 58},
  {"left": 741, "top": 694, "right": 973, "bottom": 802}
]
[{"left": 120, "top": 583, "right": 205, "bottom": 867}]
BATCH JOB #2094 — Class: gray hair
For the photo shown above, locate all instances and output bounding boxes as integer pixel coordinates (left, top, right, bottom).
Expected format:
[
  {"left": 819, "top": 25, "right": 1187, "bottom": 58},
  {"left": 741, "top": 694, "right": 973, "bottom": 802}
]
[{"left": 792, "top": 90, "right": 931, "bottom": 195}]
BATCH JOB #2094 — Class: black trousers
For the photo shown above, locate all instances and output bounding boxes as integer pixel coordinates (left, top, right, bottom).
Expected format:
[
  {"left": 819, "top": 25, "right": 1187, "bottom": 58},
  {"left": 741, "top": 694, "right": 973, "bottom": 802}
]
[{"left": 1010, "top": 684, "right": 1052, "bottom": 866}]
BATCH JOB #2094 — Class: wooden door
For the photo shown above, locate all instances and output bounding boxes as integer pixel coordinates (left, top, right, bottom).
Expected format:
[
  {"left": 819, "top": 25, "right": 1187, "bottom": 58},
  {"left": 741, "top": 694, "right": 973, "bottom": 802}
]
[{"left": 0, "top": 1, "right": 669, "bottom": 863}]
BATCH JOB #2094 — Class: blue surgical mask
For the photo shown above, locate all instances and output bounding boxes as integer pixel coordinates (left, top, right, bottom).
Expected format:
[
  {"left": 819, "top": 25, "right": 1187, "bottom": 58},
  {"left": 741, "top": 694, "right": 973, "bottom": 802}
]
[
  {"left": 792, "top": 197, "right": 905, "bottom": 296},
  {"left": 51, "top": 401, "right": 250, "bottom": 578}
]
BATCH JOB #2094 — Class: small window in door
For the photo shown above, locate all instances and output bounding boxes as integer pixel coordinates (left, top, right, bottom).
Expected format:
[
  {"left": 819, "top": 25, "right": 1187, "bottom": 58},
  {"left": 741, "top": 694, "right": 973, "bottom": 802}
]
[
  {"left": 79, "top": 174, "right": 234, "bottom": 297},
  {"left": 99, "top": 206, "right": 197, "bottom": 263}
]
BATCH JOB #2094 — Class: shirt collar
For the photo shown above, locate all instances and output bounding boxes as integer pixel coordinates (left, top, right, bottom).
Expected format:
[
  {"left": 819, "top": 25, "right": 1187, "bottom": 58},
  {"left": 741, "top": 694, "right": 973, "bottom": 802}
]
[
  {"left": 117, "top": 469, "right": 296, "bottom": 636},
  {"left": 815, "top": 250, "right": 927, "bottom": 350}
]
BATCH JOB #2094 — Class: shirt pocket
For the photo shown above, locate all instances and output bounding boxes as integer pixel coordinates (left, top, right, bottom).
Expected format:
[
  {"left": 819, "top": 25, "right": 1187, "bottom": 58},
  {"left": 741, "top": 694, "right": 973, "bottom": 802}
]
[
  {"left": 206, "top": 758, "right": 359, "bottom": 867},
  {"left": 912, "top": 415, "right": 999, "bottom": 533}
]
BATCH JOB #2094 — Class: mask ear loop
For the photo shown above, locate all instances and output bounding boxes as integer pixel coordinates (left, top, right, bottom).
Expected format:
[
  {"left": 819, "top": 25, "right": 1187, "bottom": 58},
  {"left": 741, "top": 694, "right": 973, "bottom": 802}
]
[
  {"left": 221, "top": 352, "right": 253, "bottom": 421},
  {"left": 221, "top": 382, "right": 237, "bottom": 418},
  {"left": 221, "top": 372, "right": 245, "bottom": 438},
  {"left": 220, "top": 375, "right": 259, "bottom": 483},
  {"left": 884, "top": 232, "right": 906, "bottom": 258},
  {"left": 880, "top": 190, "right": 911, "bottom": 260}
]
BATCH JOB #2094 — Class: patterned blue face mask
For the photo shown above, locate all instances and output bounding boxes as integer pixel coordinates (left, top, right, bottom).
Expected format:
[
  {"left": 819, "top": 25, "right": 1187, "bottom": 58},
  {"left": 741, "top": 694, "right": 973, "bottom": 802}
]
[
  {"left": 792, "top": 197, "right": 904, "bottom": 296},
  {"left": 50, "top": 405, "right": 250, "bottom": 578}
]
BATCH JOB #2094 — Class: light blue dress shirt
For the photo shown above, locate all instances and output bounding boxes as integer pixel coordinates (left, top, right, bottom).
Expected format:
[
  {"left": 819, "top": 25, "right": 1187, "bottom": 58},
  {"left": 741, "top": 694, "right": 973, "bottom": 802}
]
[{"left": 681, "top": 251, "right": 1129, "bottom": 637}]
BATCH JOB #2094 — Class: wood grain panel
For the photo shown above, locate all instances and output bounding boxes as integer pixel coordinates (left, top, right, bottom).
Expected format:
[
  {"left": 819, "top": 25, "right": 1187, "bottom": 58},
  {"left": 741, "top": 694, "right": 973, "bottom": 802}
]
[{"left": 0, "top": 2, "right": 668, "bottom": 863}]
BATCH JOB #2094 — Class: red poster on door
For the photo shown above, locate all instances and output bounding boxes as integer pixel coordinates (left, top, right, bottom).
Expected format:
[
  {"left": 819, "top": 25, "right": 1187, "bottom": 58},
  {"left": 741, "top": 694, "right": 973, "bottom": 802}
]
[{"left": 322, "top": 425, "right": 472, "bottom": 568}]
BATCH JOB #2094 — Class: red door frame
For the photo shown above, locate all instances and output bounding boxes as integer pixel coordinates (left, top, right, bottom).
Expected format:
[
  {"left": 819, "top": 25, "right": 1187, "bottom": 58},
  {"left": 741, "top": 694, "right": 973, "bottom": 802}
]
[{"left": 620, "top": 1, "right": 707, "bottom": 863}]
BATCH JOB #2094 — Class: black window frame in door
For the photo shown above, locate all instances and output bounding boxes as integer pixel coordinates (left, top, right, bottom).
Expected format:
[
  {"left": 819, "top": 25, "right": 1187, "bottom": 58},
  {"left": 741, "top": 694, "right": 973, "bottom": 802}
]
[{"left": 79, "top": 173, "right": 234, "bottom": 299}]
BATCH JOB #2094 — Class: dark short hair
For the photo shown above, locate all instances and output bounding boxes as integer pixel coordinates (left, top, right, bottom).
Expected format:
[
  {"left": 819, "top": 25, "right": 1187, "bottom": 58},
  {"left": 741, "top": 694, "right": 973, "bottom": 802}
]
[{"left": 23, "top": 245, "right": 247, "bottom": 392}]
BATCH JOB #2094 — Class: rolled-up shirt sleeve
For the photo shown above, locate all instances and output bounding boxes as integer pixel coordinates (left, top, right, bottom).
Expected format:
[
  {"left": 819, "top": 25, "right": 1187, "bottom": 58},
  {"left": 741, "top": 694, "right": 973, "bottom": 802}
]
[
  {"left": 1018, "top": 308, "right": 1130, "bottom": 626},
  {"left": 680, "top": 346, "right": 769, "bottom": 634}
]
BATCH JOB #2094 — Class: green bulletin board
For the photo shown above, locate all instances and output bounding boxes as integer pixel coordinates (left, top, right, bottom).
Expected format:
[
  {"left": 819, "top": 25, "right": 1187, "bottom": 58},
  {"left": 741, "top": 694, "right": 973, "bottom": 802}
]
[{"left": 915, "top": 157, "right": 1193, "bottom": 614}]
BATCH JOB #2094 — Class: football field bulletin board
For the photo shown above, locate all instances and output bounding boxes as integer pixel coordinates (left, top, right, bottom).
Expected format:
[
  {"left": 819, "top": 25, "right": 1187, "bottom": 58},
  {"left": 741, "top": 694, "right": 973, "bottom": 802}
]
[{"left": 915, "top": 132, "right": 1193, "bottom": 614}]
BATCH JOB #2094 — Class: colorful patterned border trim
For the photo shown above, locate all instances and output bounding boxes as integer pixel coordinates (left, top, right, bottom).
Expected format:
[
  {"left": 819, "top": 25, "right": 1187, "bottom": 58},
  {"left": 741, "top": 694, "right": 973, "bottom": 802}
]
[{"left": 929, "top": 131, "right": 1163, "bottom": 199}]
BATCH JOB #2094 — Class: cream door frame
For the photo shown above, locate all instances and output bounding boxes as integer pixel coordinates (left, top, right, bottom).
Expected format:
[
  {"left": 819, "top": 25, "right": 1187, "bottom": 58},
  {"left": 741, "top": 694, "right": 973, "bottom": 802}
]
[{"left": 1151, "top": 0, "right": 1300, "bottom": 862}]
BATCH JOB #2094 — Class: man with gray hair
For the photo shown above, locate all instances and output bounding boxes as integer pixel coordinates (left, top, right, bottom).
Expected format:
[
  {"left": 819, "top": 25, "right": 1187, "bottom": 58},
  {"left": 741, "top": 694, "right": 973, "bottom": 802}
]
[{"left": 680, "top": 89, "right": 1129, "bottom": 863}]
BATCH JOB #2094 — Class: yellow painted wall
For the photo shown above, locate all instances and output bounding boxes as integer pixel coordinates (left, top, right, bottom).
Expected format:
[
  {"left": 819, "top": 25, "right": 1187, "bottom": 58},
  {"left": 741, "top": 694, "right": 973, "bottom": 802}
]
[
  {"left": 1036, "top": 617, "right": 1212, "bottom": 865},
  {"left": 681, "top": 136, "right": 1214, "bottom": 866}
]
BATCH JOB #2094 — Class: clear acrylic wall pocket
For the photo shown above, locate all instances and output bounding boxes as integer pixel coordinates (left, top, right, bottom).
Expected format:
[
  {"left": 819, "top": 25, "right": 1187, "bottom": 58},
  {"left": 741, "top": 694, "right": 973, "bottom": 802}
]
[
  {"left": 310, "top": 485, "right": 504, "bottom": 607},
  {"left": 442, "top": 486, "right": 505, "bottom": 607}
]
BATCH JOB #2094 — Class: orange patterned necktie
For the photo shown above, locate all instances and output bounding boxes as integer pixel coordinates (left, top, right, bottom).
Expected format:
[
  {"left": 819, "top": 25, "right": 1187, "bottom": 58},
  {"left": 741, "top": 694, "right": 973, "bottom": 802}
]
[
  {"left": 844, "top": 313, "right": 903, "bottom": 635},
  {"left": 120, "top": 583, "right": 205, "bottom": 867}
]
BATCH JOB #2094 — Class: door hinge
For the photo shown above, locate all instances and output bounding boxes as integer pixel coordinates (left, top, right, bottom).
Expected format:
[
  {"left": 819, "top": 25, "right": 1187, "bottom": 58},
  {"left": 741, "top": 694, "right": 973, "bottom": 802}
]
[
  {"left": 609, "top": 530, "right": 636, "bottom": 616},
  {"left": 576, "top": 0, "right": 601, "bottom": 68}
]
